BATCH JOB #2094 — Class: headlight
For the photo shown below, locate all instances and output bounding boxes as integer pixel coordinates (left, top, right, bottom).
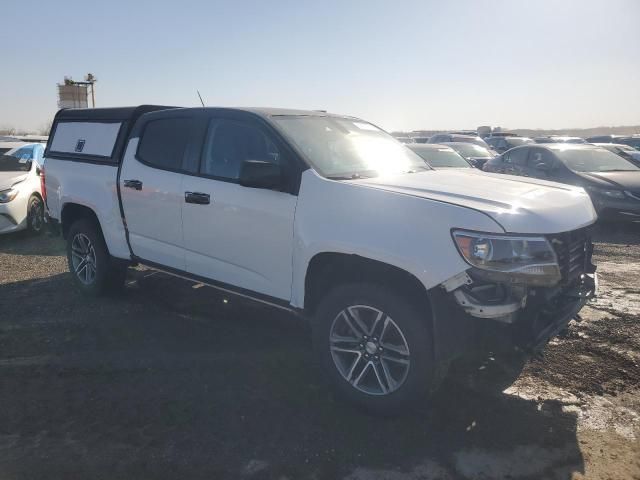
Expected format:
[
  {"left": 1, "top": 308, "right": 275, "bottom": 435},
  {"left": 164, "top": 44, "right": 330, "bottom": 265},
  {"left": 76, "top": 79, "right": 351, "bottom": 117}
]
[
  {"left": 0, "top": 188, "right": 18, "bottom": 203},
  {"left": 586, "top": 187, "right": 625, "bottom": 199},
  {"left": 452, "top": 230, "right": 561, "bottom": 281}
]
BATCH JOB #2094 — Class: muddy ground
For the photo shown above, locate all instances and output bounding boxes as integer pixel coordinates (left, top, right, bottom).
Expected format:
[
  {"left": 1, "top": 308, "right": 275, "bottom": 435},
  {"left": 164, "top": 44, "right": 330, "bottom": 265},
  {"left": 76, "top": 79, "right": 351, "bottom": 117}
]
[{"left": 0, "top": 225, "right": 639, "bottom": 479}]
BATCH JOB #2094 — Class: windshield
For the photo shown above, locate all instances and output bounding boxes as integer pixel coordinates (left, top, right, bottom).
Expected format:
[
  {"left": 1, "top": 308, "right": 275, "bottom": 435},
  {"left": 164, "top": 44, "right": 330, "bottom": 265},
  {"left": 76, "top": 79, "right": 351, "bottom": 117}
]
[
  {"left": 508, "top": 137, "right": 533, "bottom": 146},
  {"left": 447, "top": 143, "right": 493, "bottom": 159},
  {"left": 409, "top": 146, "right": 471, "bottom": 168},
  {"left": 556, "top": 148, "right": 640, "bottom": 172},
  {"left": 273, "top": 116, "right": 430, "bottom": 178},
  {"left": 0, "top": 146, "right": 34, "bottom": 172}
]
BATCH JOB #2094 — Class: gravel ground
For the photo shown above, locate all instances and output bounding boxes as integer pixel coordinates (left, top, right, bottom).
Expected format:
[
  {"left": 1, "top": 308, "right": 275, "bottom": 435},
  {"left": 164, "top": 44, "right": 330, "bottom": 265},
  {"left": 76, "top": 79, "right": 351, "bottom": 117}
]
[{"left": 0, "top": 225, "right": 639, "bottom": 479}]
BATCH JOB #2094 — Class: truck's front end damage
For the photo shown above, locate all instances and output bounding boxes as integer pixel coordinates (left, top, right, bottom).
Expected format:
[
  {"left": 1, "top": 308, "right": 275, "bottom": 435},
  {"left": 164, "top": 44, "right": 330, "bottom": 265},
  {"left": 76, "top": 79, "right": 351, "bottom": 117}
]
[{"left": 432, "top": 227, "right": 597, "bottom": 362}]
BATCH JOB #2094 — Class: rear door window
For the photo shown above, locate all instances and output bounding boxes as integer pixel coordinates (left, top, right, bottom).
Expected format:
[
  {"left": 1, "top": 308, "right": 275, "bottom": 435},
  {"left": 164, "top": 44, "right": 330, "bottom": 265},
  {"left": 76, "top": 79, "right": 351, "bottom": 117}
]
[{"left": 137, "top": 117, "right": 192, "bottom": 171}]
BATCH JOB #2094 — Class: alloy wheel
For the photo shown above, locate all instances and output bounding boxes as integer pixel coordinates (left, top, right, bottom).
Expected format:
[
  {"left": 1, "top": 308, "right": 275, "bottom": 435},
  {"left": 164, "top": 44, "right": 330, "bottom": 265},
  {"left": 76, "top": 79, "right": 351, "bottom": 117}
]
[
  {"left": 70, "top": 233, "right": 97, "bottom": 285},
  {"left": 329, "top": 305, "right": 410, "bottom": 396}
]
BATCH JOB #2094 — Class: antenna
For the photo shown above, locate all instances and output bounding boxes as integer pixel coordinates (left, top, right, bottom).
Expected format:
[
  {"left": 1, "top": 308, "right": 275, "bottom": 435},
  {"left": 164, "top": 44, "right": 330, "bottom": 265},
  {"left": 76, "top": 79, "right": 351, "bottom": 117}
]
[{"left": 197, "top": 90, "right": 205, "bottom": 107}]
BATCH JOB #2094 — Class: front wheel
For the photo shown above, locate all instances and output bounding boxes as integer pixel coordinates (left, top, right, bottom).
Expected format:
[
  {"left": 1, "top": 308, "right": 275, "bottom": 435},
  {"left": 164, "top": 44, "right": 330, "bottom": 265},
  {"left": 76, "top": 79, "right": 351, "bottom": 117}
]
[
  {"left": 312, "top": 283, "right": 437, "bottom": 415},
  {"left": 66, "top": 219, "right": 127, "bottom": 295}
]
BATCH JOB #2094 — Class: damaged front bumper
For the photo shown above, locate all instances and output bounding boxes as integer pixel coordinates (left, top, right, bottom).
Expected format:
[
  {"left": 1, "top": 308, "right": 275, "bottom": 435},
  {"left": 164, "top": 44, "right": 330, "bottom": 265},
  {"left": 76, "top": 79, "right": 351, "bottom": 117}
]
[{"left": 430, "top": 244, "right": 597, "bottom": 362}]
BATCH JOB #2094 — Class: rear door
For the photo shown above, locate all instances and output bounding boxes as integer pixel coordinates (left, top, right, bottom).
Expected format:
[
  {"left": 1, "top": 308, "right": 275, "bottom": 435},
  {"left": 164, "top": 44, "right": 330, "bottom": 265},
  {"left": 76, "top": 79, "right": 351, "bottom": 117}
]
[
  {"left": 181, "top": 113, "right": 298, "bottom": 301},
  {"left": 120, "top": 113, "right": 194, "bottom": 270}
]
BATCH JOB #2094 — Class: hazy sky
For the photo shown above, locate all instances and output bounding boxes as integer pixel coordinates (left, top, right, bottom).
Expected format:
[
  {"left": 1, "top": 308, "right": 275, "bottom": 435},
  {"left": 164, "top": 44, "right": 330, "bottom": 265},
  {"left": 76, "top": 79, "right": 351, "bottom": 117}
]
[{"left": 2, "top": 0, "right": 639, "bottom": 132}]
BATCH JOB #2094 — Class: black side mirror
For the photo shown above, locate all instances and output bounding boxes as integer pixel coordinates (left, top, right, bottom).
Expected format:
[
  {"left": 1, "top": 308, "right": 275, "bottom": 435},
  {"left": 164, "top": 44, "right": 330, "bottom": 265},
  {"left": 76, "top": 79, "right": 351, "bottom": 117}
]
[{"left": 239, "top": 160, "right": 283, "bottom": 190}]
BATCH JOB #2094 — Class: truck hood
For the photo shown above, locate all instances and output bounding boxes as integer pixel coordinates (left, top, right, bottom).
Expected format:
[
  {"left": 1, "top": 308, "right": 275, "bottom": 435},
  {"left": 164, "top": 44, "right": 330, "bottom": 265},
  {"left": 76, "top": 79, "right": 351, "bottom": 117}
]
[
  {"left": 0, "top": 172, "right": 28, "bottom": 191},
  {"left": 353, "top": 169, "right": 597, "bottom": 234}
]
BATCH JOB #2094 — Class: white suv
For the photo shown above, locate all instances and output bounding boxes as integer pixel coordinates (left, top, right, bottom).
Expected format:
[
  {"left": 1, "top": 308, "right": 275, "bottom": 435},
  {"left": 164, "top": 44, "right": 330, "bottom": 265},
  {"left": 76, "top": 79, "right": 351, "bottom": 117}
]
[
  {"left": 43, "top": 106, "right": 597, "bottom": 413},
  {"left": 0, "top": 142, "right": 45, "bottom": 234}
]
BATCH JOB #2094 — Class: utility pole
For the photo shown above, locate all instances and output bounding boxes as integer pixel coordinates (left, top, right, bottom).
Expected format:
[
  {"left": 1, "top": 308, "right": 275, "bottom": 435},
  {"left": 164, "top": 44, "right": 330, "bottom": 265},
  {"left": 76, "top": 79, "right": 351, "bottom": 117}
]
[{"left": 85, "top": 73, "right": 97, "bottom": 107}]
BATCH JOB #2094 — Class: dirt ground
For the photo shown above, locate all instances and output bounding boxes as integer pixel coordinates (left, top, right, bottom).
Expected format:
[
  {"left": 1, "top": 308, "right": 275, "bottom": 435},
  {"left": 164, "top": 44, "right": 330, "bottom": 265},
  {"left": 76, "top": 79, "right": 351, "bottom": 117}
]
[{"left": 0, "top": 225, "right": 639, "bottom": 480}]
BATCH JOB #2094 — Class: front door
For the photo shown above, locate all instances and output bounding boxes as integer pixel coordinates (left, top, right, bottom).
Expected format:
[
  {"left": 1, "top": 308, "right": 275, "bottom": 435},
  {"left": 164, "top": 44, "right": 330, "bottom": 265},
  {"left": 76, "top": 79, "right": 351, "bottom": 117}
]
[
  {"left": 181, "top": 116, "right": 297, "bottom": 301},
  {"left": 120, "top": 115, "right": 193, "bottom": 270}
]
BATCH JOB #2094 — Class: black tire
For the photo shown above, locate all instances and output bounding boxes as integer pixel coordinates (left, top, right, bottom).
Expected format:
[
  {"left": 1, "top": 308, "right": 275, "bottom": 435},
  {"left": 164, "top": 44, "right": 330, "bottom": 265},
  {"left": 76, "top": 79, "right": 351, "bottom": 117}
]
[
  {"left": 26, "top": 195, "right": 44, "bottom": 234},
  {"left": 312, "top": 283, "right": 436, "bottom": 415},
  {"left": 66, "top": 218, "right": 127, "bottom": 295}
]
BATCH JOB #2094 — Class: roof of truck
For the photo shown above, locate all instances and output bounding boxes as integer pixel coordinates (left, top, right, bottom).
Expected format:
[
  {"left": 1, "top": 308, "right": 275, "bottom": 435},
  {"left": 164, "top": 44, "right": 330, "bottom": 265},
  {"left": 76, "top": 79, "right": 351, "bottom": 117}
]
[
  {"left": 54, "top": 105, "right": 177, "bottom": 121},
  {"left": 243, "top": 107, "right": 353, "bottom": 118},
  {"left": 54, "top": 106, "right": 352, "bottom": 121}
]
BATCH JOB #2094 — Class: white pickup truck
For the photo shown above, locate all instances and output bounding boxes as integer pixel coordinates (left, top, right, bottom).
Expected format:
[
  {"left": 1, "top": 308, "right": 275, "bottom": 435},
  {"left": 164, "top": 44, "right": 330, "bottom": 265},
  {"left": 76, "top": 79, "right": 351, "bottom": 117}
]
[{"left": 44, "top": 106, "right": 597, "bottom": 413}]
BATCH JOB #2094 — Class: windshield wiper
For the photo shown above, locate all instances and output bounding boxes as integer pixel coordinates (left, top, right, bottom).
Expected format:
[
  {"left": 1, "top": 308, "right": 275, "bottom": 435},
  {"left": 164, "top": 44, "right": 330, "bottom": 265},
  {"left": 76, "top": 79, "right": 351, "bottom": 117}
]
[
  {"left": 326, "top": 173, "right": 367, "bottom": 180},
  {"left": 326, "top": 170, "right": 380, "bottom": 180},
  {"left": 405, "top": 165, "right": 431, "bottom": 173}
]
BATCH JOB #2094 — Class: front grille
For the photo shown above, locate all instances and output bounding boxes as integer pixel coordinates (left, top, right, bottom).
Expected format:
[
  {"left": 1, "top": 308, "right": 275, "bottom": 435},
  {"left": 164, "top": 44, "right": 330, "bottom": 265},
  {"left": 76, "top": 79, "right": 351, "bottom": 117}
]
[{"left": 547, "top": 228, "right": 593, "bottom": 285}]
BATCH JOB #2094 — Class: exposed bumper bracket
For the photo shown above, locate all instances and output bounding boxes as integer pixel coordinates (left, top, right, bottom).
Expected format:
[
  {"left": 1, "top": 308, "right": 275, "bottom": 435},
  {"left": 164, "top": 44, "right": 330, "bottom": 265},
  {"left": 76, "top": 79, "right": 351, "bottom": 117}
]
[{"left": 452, "top": 289, "right": 524, "bottom": 322}]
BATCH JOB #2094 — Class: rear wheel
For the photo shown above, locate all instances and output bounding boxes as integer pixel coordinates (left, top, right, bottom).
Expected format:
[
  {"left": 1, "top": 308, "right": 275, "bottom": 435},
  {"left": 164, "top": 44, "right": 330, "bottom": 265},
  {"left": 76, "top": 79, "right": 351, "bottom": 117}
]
[
  {"left": 66, "top": 218, "right": 127, "bottom": 295},
  {"left": 27, "top": 195, "right": 44, "bottom": 234},
  {"left": 313, "top": 283, "right": 436, "bottom": 415}
]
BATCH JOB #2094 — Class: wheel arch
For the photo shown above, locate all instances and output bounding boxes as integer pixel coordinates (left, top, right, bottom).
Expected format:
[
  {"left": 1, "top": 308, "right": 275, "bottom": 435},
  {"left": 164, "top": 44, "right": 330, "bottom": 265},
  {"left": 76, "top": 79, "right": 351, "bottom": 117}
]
[
  {"left": 304, "top": 252, "right": 433, "bottom": 321},
  {"left": 61, "top": 202, "right": 103, "bottom": 240},
  {"left": 28, "top": 190, "right": 44, "bottom": 203}
]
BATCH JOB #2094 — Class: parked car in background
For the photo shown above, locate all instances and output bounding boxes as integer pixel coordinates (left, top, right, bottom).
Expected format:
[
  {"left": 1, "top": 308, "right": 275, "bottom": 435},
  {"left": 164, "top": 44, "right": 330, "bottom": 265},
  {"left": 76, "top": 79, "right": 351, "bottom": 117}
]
[
  {"left": 428, "top": 133, "right": 489, "bottom": 149},
  {"left": 443, "top": 142, "right": 495, "bottom": 169},
  {"left": 586, "top": 135, "right": 622, "bottom": 143},
  {"left": 617, "top": 136, "right": 640, "bottom": 151},
  {"left": 447, "top": 130, "right": 478, "bottom": 136},
  {"left": 412, "top": 137, "right": 430, "bottom": 144},
  {"left": 16, "top": 135, "right": 49, "bottom": 144},
  {"left": 485, "top": 132, "right": 519, "bottom": 137},
  {"left": 586, "top": 135, "right": 640, "bottom": 151},
  {"left": 0, "top": 141, "right": 26, "bottom": 156},
  {"left": 534, "top": 136, "right": 586, "bottom": 144},
  {"left": 483, "top": 144, "right": 640, "bottom": 222},
  {"left": 0, "top": 143, "right": 46, "bottom": 234},
  {"left": 44, "top": 105, "right": 597, "bottom": 413},
  {"left": 407, "top": 144, "right": 473, "bottom": 169},
  {"left": 394, "top": 136, "right": 415, "bottom": 144},
  {"left": 485, "top": 136, "right": 534, "bottom": 154},
  {"left": 594, "top": 143, "right": 640, "bottom": 167}
]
